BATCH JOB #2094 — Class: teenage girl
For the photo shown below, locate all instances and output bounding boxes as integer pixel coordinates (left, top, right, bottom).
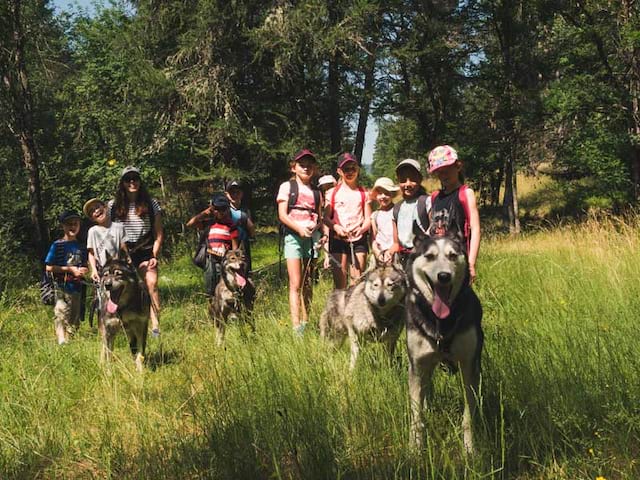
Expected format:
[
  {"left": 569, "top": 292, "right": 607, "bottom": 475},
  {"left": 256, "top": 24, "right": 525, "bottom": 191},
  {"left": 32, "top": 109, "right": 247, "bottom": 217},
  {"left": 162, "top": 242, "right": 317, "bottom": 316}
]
[
  {"left": 277, "top": 149, "right": 323, "bottom": 335},
  {"left": 323, "top": 153, "right": 372, "bottom": 289},
  {"left": 427, "top": 145, "right": 481, "bottom": 283}
]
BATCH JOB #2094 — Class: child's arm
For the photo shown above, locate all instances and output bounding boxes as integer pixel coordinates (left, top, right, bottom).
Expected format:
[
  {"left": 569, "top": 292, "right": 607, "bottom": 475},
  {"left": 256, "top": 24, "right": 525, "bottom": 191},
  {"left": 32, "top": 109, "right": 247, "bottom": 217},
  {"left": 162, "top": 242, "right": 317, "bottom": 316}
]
[
  {"left": 465, "top": 188, "right": 481, "bottom": 283},
  {"left": 46, "top": 263, "right": 88, "bottom": 278},
  {"left": 370, "top": 212, "right": 382, "bottom": 259},
  {"left": 278, "top": 201, "right": 311, "bottom": 237},
  {"left": 149, "top": 212, "right": 163, "bottom": 268},
  {"left": 354, "top": 192, "right": 373, "bottom": 238},
  {"left": 88, "top": 249, "right": 100, "bottom": 283},
  {"left": 389, "top": 218, "right": 400, "bottom": 255},
  {"left": 322, "top": 193, "right": 348, "bottom": 238},
  {"left": 186, "top": 207, "right": 213, "bottom": 229}
]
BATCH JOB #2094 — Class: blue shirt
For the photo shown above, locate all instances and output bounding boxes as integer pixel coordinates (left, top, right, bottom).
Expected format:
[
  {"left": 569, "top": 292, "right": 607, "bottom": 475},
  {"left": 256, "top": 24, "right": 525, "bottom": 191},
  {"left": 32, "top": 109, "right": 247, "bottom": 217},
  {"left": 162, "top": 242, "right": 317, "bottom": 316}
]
[
  {"left": 230, "top": 206, "right": 249, "bottom": 242},
  {"left": 44, "top": 240, "right": 87, "bottom": 294}
]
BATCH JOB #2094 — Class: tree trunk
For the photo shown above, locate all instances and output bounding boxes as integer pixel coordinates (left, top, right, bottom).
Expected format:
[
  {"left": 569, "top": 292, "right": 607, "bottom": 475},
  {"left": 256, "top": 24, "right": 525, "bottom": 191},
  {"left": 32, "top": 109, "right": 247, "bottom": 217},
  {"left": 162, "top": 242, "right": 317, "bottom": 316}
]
[
  {"left": 4, "top": 0, "right": 48, "bottom": 258},
  {"left": 503, "top": 153, "right": 520, "bottom": 234},
  {"left": 623, "top": 0, "right": 640, "bottom": 200},
  {"left": 327, "top": 0, "right": 341, "bottom": 157},
  {"left": 354, "top": 52, "right": 376, "bottom": 163}
]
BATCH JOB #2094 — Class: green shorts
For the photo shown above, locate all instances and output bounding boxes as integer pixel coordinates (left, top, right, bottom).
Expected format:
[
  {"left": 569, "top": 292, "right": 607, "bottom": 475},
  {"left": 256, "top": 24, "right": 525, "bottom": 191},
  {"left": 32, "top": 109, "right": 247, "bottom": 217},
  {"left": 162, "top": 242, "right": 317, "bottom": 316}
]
[{"left": 284, "top": 232, "right": 320, "bottom": 259}]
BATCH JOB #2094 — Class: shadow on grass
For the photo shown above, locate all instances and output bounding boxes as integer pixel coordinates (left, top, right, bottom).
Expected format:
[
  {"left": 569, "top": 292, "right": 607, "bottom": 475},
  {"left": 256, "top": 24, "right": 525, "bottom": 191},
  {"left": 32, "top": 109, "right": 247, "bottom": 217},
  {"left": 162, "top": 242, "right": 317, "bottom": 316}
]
[{"left": 146, "top": 347, "right": 183, "bottom": 371}]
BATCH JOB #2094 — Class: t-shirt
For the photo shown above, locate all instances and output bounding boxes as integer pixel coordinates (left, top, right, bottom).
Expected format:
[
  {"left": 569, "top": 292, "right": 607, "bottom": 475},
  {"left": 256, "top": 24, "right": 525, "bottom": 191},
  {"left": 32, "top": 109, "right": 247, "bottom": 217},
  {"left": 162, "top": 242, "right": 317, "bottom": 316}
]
[
  {"left": 430, "top": 187, "right": 467, "bottom": 247},
  {"left": 87, "top": 222, "right": 128, "bottom": 269},
  {"left": 372, "top": 208, "right": 394, "bottom": 252},
  {"left": 276, "top": 180, "right": 319, "bottom": 231},
  {"left": 395, "top": 198, "right": 419, "bottom": 249},
  {"left": 326, "top": 184, "right": 369, "bottom": 242},
  {"left": 207, "top": 220, "right": 239, "bottom": 258},
  {"left": 108, "top": 198, "right": 161, "bottom": 248},
  {"left": 44, "top": 239, "right": 87, "bottom": 293},
  {"left": 230, "top": 206, "right": 249, "bottom": 242}
]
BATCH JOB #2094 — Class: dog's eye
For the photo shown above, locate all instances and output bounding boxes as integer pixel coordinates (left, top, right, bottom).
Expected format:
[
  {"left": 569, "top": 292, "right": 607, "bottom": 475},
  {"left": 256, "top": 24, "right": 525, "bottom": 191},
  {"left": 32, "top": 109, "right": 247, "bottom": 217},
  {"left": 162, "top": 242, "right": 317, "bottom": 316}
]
[
  {"left": 425, "top": 253, "right": 436, "bottom": 261},
  {"left": 447, "top": 252, "right": 459, "bottom": 261}
]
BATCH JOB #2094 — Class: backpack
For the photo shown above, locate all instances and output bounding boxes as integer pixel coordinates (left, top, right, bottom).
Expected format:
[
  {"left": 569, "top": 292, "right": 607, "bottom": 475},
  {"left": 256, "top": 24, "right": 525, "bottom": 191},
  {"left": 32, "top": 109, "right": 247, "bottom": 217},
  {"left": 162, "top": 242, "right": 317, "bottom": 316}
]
[
  {"left": 40, "top": 271, "right": 55, "bottom": 305},
  {"left": 280, "top": 180, "right": 321, "bottom": 236},
  {"left": 430, "top": 184, "right": 471, "bottom": 249},
  {"left": 392, "top": 194, "right": 431, "bottom": 235}
]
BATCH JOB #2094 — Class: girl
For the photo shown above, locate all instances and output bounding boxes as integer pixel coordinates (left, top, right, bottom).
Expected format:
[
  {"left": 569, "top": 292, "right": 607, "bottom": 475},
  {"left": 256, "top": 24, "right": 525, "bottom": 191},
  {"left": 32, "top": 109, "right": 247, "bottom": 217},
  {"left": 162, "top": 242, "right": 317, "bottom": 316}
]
[
  {"left": 323, "top": 153, "right": 372, "bottom": 289},
  {"left": 110, "top": 166, "right": 163, "bottom": 337},
  {"left": 277, "top": 149, "right": 323, "bottom": 335},
  {"left": 427, "top": 145, "right": 481, "bottom": 283},
  {"left": 370, "top": 177, "right": 400, "bottom": 262}
]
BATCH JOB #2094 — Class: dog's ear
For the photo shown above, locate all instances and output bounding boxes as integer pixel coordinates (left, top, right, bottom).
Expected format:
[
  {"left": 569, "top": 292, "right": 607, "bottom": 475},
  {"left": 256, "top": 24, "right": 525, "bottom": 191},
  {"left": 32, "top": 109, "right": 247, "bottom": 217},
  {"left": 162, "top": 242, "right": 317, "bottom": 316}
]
[{"left": 412, "top": 229, "right": 429, "bottom": 252}]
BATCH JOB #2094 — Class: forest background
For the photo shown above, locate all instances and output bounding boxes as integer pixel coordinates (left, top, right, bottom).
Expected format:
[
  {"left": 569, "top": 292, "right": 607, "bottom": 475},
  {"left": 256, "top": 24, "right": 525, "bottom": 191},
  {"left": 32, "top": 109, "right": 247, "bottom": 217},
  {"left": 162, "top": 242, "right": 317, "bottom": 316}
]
[{"left": 2, "top": 0, "right": 640, "bottom": 294}]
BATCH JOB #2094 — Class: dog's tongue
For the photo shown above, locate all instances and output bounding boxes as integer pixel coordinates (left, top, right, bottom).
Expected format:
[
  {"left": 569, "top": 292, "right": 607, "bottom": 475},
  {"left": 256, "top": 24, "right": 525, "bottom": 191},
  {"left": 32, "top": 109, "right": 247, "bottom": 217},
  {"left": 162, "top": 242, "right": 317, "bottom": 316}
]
[
  {"left": 106, "top": 299, "right": 119, "bottom": 314},
  {"left": 432, "top": 288, "right": 450, "bottom": 319},
  {"left": 235, "top": 273, "right": 247, "bottom": 288}
]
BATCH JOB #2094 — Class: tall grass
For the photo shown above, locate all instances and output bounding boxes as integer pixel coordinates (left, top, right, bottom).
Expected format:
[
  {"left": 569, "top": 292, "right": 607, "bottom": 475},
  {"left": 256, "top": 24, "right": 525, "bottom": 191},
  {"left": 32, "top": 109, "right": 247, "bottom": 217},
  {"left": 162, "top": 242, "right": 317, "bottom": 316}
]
[{"left": 1, "top": 219, "right": 639, "bottom": 479}]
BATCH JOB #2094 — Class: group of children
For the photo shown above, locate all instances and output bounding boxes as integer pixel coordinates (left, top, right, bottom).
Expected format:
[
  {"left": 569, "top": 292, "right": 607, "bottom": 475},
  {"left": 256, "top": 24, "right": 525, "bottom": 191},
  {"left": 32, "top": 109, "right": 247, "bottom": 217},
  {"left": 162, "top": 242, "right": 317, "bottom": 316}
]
[
  {"left": 44, "top": 146, "right": 479, "bottom": 344},
  {"left": 278, "top": 145, "right": 480, "bottom": 336}
]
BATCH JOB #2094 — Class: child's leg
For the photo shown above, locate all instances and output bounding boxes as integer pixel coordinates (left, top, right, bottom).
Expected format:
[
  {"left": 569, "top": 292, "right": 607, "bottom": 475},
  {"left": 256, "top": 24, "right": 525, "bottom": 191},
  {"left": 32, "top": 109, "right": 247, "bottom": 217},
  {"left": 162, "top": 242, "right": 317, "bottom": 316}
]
[
  {"left": 350, "top": 252, "right": 368, "bottom": 284},
  {"left": 286, "top": 258, "right": 303, "bottom": 327},
  {"left": 53, "top": 292, "right": 70, "bottom": 344},
  {"left": 68, "top": 291, "right": 82, "bottom": 334},
  {"left": 331, "top": 252, "right": 348, "bottom": 289},
  {"left": 143, "top": 265, "right": 161, "bottom": 332}
]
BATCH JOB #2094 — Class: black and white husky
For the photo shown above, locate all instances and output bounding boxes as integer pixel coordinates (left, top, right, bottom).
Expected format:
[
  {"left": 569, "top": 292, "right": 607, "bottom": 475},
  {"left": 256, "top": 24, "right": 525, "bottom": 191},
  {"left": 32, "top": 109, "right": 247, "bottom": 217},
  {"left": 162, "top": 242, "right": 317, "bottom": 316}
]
[
  {"left": 405, "top": 234, "right": 483, "bottom": 453},
  {"left": 320, "top": 255, "right": 407, "bottom": 370}
]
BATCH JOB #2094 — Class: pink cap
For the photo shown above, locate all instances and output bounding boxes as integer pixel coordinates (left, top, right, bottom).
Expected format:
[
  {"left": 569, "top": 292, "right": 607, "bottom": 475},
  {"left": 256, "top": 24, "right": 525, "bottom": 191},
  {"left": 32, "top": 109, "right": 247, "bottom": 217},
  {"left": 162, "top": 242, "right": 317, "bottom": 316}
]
[
  {"left": 337, "top": 152, "right": 358, "bottom": 169},
  {"left": 294, "top": 149, "right": 317, "bottom": 163},
  {"left": 428, "top": 145, "right": 458, "bottom": 173}
]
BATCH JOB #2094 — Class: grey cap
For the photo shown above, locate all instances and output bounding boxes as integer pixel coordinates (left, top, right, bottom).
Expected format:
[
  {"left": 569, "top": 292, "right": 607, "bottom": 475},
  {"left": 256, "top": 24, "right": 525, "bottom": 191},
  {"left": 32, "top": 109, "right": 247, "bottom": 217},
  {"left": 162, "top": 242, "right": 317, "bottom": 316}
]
[
  {"left": 120, "top": 165, "right": 141, "bottom": 179},
  {"left": 58, "top": 210, "right": 81, "bottom": 224},
  {"left": 395, "top": 158, "right": 422, "bottom": 175}
]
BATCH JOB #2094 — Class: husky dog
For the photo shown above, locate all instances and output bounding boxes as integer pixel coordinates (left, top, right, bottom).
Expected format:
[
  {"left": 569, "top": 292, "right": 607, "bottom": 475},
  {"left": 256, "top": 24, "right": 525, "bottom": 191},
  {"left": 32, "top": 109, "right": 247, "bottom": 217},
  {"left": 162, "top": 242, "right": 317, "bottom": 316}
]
[
  {"left": 99, "top": 251, "right": 150, "bottom": 371},
  {"left": 405, "top": 234, "right": 483, "bottom": 453},
  {"left": 319, "top": 255, "right": 407, "bottom": 370},
  {"left": 209, "top": 248, "right": 255, "bottom": 345}
]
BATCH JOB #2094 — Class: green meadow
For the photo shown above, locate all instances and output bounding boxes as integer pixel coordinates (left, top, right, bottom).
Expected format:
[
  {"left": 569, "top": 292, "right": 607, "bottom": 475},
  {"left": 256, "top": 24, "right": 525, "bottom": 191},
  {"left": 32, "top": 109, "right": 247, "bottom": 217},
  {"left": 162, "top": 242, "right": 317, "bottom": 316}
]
[{"left": 1, "top": 217, "right": 639, "bottom": 479}]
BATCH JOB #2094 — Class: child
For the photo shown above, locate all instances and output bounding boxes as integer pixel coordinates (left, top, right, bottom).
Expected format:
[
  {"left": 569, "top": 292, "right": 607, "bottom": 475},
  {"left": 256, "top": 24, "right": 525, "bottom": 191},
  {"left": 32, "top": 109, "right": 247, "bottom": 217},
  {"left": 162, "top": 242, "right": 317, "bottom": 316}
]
[
  {"left": 390, "top": 158, "right": 430, "bottom": 266},
  {"left": 44, "top": 210, "right": 89, "bottom": 344},
  {"left": 317, "top": 174, "right": 336, "bottom": 270},
  {"left": 187, "top": 194, "right": 240, "bottom": 295},
  {"left": 224, "top": 180, "right": 256, "bottom": 272},
  {"left": 370, "top": 177, "right": 400, "bottom": 262},
  {"left": 83, "top": 198, "right": 129, "bottom": 283},
  {"left": 427, "top": 145, "right": 481, "bottom": 283},
  {"left": 277, "top": 149, "right": 323, "bottom": 335},
  {"left": 323, "top": 153, "right": 371, "bottom": 288}
]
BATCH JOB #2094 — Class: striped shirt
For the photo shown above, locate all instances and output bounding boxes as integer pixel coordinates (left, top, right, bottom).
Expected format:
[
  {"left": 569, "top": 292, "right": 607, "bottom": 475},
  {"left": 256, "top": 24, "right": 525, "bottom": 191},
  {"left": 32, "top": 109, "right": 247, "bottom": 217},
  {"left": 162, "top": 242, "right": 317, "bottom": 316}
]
[
  {"left": 207, "top": 221, "right": 238, "bottom": 258},
  {"left": 44, "top": 239, "right": 87, "bottom": 293},
  {"left": 108, "top": 198, "right": 161, "bottom": 247}
]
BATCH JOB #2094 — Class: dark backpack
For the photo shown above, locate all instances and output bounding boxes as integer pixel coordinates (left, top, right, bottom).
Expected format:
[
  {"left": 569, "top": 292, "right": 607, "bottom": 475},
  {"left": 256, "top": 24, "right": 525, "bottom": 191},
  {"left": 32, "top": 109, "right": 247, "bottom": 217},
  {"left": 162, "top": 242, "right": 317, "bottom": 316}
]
[
  {"left": 279, "top": 180, "right": 321, "bottom": 236},
  {"left": 40, "top": 271, "right": 55, "bottom": 305}
]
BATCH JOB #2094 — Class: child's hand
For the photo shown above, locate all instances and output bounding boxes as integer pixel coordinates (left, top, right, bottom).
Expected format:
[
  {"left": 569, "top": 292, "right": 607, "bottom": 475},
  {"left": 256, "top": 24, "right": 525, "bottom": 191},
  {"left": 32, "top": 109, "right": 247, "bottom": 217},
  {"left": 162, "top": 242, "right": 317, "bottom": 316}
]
[
  {"left": 469, "top": 264, "right": 476, "bottom": 284},
  {"left": 71, "top": 266, "right": 89, "bottom": 277},
  {"left": 91, "top": 271, "right": 100, "bottom": 283},
  {"left": 298, "top": 225, "right": 314, "bottom": 238},
  {"left": 323, "top": 255, "right": 331, "bottom": 269},
  {"left": 333, "top": 224, "right": 348, "bottom": 238}
]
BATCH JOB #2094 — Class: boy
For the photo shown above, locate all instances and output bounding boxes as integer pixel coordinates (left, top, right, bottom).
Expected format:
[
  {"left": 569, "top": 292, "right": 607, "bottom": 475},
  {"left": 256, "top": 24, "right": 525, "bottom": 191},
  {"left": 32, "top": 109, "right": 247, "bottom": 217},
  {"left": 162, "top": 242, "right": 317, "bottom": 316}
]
[
  {"left": 83, "top": 197, "right": 129, "bottom": 283},
  {"left": 45, "top": 210, "right": 89, "bottom": 344},
  {"left": 390, "top": 158, "right": 430, "bottom": 266},
  {"left": 224, "top": 180, "right": 255, "bottom": 272},
  {"left": 187, "top": 194, "right": 240, "bottom": 295}
]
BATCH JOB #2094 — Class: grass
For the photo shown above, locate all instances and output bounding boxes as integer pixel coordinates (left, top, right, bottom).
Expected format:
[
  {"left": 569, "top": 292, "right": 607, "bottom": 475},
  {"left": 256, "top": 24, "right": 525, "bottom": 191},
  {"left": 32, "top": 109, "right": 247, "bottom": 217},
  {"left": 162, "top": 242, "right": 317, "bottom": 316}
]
[{"left": 1, "top": 220, "right": 639, "bottom": 479}]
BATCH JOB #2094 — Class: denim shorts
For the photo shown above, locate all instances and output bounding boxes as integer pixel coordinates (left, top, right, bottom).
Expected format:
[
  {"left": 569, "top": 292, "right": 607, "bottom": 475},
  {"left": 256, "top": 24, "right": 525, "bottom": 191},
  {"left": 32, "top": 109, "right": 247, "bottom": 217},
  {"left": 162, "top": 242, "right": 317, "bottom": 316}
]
[{"left": 284, "top": 233, "right": 319, "bottom": 259}]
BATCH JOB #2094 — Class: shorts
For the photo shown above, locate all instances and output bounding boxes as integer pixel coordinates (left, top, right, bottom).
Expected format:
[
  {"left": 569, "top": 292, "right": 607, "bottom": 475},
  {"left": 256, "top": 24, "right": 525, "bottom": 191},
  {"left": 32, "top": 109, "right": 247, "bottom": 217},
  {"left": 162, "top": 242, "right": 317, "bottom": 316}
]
[
  {"left": 329, "top": 232, "right": 369, "bottom": 255},
  {"left": 284, "top": 233, "right": 318, "bottom": 259},
  {"left": 129, "top": 248, "right": 154, "bottom": 268}
]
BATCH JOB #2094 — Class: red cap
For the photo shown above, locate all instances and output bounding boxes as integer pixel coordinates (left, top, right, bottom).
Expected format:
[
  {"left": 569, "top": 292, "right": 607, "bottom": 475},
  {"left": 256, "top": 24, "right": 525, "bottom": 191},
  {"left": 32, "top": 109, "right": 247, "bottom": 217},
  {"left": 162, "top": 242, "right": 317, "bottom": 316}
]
[
  {"left": 337, "top": 152, "right": 358, "bottom": 169},
  {"left": 293, "top": 149, "right": 317, "bottom": 163}
]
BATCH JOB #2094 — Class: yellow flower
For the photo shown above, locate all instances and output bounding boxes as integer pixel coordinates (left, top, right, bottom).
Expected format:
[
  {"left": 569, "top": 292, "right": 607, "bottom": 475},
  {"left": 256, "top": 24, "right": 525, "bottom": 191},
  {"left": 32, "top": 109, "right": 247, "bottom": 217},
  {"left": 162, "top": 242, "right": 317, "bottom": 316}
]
[
  {"left": 588, "top": 448, "right": 595, "bottom": 456},
  {"left": 107, "top": 158, "right": 117, "bottom": 167},
  {"left": 595, "top": 476, "right": 606, "bottom": 480}
]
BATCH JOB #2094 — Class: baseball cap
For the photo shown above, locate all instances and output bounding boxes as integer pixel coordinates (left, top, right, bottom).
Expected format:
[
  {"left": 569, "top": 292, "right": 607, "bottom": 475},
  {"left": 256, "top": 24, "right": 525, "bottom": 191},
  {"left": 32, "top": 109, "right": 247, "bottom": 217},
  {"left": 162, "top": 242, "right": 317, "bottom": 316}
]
[
  {"left": 225, "top": 179, "right": 242, "bottom": 191},
  {"left": 372, "top": 177, "right": 400, "bottom": 196},
  {"left": 395, "top": 158, "right": 422, "bottom": 175},
  {"left": 59, "top": 210, "right": 81, "bottom": 224},
  {"left": 337, "top": 152, "right": 358, "bottom": 169},
  {"left": 120, "top": 165, "right": 141, "bottom": 180},
  {"left": 83, "top": 198, "right": 103, "bottom": 217},
  {"left": 428, "top": 145, "right": 458, "bottom": 173},
  {"left": 318, "top": 174, "right": 337, "bottom": 188},
  {"left": 211, "top": 194, "right": 230, "bottom": 208},
  {"left": 293, "top": 149, "right": 317, "bottom": 163}
]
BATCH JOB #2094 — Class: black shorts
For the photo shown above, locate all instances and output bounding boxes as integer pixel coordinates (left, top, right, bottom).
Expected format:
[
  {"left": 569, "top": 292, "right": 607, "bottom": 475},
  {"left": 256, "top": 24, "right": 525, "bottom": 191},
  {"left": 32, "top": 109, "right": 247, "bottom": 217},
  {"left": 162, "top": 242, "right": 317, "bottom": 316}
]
[
  {"left": 329, "top": 232, "right": 369, "bottom": 255},
  {"left": 129, "top": 248, "right": 154, "bottom": 268}
]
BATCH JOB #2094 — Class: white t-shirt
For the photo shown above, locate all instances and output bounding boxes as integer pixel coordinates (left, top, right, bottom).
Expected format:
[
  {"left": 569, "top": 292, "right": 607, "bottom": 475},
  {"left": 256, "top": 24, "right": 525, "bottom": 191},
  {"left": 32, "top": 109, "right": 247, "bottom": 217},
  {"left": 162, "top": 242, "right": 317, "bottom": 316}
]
[
  {"left": 87, "top": 222, "right": 128, "bottom": 268},
  {"left": 372, "top": 208, "right": 394, "bottom": 251},
  {"left": 325, "top": 184, "right": 369, "bottom": 242}
]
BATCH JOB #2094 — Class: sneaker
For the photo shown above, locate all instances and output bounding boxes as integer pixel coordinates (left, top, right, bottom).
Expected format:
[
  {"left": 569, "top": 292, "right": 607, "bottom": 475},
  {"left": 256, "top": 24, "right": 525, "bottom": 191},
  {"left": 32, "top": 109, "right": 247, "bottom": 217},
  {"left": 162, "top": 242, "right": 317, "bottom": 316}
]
[
  {"left": 293, "top": 324, "right": 306, "bottom": 337},
  {"left": 151, "top": 328, "right": 161, "bottom": 338}
]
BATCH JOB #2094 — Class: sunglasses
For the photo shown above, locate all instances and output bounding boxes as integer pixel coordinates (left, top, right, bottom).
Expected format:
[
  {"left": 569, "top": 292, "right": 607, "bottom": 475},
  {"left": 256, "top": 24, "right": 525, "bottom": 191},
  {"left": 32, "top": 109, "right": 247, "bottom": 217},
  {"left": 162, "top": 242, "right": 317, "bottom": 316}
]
[
  {"left": 341, "top": 166, "right": 358, "bottom": 173},
  {"left": 123, "top": 175, "right": 141, "bottom": 183}
]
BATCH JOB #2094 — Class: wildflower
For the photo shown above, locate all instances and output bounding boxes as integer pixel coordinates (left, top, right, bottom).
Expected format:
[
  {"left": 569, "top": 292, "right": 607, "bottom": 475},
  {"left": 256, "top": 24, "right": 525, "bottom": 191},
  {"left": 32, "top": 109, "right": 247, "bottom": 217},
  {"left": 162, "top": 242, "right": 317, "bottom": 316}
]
[
  {"left": 595, "top": 476, "right": 606, "bottom": 480},
  {"left": 588, "top": 448, "right": 595, "bottom": 456},
  {"left": 107, "top": 158, "right": 117, "bottom": 167}
]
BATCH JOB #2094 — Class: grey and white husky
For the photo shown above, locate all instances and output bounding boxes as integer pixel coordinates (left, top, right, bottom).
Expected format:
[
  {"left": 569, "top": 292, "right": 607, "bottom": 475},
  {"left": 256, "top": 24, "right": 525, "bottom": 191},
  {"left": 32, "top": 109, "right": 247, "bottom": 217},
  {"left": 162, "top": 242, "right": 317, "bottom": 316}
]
[
  {"left": 405, "top": 234, "right": 483, "bottom": 454},
  {"left": 99, "top": 251, "right": 150, "bottom": 372},
  {"left": 319, "top": 255, "right": 407, "bottom": 370}
]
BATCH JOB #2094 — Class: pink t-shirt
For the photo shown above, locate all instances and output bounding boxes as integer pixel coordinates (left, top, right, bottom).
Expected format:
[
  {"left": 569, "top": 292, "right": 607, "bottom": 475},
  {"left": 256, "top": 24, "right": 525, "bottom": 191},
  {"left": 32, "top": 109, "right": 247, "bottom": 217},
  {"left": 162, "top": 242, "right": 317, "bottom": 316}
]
[
  {"left": 326, "top": 184, "right": 369, "bottom": 242},
  {"left": 277, "top": 180, "right": 320, "bottom": 230}
]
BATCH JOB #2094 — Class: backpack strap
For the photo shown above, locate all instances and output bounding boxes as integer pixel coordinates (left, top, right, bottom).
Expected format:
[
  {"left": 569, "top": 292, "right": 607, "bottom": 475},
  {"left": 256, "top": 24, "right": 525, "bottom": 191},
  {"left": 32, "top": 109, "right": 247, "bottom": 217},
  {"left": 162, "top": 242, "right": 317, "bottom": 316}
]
[
  {"left": 330, "top": 182, "right": 342, "bottom": 216},
  {"left": 287, "top": 180, "right": 298, "bottom": 214},
  {"left": 313, "top": 188, "right": 321, "bottom": 217},
  {"left": 392, "top": 200, "right": 403, "bottom": 222},
  {"left": 414, "top": 195, "right": 430, "bottom": 235},
  {"left": 458, "top": 184, "right": 471, "bottom": 249}
]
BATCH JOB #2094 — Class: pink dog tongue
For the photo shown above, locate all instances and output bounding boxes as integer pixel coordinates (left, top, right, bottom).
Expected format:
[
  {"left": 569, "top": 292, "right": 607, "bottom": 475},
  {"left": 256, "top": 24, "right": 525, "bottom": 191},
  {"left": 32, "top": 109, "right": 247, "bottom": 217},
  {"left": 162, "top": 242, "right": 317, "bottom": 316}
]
[
  {"left": 235, "top": 273, "right": 247, "bottom": 288},
  {"left": 432, "top": 289, "right": 450, "bottom": 319},
  {"left": 106, "top": 299, "right": 118, "bottom": 314}
]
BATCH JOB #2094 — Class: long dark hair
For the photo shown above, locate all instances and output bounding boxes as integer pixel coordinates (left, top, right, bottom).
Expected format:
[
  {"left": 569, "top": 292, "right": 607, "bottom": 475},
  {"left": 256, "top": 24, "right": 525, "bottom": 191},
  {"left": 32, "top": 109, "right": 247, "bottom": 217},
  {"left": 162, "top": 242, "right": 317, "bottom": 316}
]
[{"left": 112, "top": 177, "right": 153, "bottom": 221}]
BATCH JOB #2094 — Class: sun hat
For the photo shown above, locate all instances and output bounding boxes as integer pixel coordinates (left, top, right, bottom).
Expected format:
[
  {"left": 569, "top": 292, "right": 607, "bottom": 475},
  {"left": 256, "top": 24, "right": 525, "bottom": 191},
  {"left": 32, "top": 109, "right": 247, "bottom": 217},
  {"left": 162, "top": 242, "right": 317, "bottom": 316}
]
[
  {"left": 318, "top": 174, "right": 337, "bottom": 188},
  {"left": 371, "top": 177, "right": 400, "bottom": 197},
  {"left": 428, "top": 145, "right": 458, "bottom": 173},
  {"left": 211, "top": 194, "right": 231, "bottom": 208},
  {"left": 82, "top": 198, "right": 103, "bottom": 217},
  {"left": 337, "top": 152, "right": 358, "bottom": 169},
  {"left": 58, "top": 210, "right": 81, "bottom": 224},
  {"left": 120, "top": 165, "right": 141, "bottom": 180},
  {"left": 225, "top": 179, "right": 242, "bottom": 191},
  {"left": 395, "top": 158, "right": 422, "bottom": 175},
  {"left": 293, "top": 149, "right": 317, "bottom": 163}
]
